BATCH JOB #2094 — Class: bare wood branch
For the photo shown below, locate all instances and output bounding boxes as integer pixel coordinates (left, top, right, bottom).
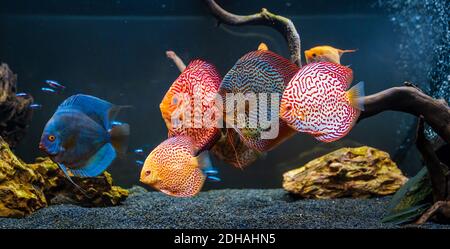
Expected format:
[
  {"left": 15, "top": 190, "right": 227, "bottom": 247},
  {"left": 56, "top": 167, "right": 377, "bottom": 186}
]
[
  {"left": 204, "top": 0, "right": 302, "bottom": 67},
  {"left": 415, "top": 201, "right": 450, "bottom": 225},
  {"left": 359, "top": 84, "right": 450, "bottom": 145},
  {"left": 166, "top": 51, "right": 186, "bottom": 72}
]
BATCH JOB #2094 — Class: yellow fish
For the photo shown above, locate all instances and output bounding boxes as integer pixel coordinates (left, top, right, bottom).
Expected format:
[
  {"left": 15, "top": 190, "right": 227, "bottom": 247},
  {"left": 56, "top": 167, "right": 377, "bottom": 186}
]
[{"left": 304, "top": 45, "right": 356, "bottom": 64}]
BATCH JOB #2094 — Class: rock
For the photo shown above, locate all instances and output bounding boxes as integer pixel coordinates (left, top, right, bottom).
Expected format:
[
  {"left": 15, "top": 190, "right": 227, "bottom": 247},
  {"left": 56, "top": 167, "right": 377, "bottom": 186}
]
[
  {"left": 0, "top": 137, "right": 128, "bottom": 217},
  {"left": 282, "top": 146, "right": 408, "bottom": 199}
]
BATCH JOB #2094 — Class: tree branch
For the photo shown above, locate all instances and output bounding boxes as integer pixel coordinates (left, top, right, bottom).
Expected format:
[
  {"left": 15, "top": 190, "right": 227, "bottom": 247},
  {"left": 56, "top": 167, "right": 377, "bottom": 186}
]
[{"left": 204, "top": 0, "right": 302, "bottom": 67}]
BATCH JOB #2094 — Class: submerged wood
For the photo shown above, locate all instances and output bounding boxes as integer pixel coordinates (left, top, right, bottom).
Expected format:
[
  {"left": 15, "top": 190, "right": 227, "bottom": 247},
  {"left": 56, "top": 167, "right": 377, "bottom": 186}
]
[
  {"left": 204, "top": 0, "right": 302, "bottom": 67},
  {"left": 0, "top": 63, "right": 33, "bottom": 147}
]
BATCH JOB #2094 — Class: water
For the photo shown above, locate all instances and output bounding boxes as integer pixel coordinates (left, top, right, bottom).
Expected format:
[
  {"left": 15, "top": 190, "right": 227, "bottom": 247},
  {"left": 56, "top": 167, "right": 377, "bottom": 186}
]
[{"left": 0, "top": 0, "right": 439, "bottom": 190}]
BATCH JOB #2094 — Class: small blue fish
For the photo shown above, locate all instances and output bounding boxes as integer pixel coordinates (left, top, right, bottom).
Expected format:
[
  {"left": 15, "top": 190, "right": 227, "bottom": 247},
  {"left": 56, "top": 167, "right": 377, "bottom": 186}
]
[
  {"left": 39, "top": 94, "right": 130, "bottom": 182},
  {"left": 41, "top": 87, "right": 57, "bottom": 94},
  {"left": 134, "top": 148, "right": 144, "bottom": 155},
  {"left": 29, "top": 104, "right": 42, "bottom": 109},
  {"left": 111, "top": 121, "right": 124, "bottom": 126},
  {"left": 16, "top": 92, "right": 29, "bottom": 97},
  {"left": 45, "top": 80, "right": 66, "bottom": 90},
  {"left": 203, "top": 169, "right": 219, "bottom": 175},
  {"left": 135, "top": 160, "right": 144, "bottom": 166},
  {"left": 207, "top": 176, "right": 221, "bottom": 182}
]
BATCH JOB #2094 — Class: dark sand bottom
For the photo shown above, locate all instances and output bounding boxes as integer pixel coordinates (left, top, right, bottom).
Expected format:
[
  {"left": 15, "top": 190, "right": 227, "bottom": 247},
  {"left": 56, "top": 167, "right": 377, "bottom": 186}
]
[{"left": 0, "top": 188, "right": 448, "bottom": 229}]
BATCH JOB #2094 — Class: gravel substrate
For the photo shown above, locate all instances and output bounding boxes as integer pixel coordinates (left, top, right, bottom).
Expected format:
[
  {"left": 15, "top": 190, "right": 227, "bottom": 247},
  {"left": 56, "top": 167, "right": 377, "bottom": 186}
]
[{"left": 0, "top": 187, "right": 448, "bottom": 229}]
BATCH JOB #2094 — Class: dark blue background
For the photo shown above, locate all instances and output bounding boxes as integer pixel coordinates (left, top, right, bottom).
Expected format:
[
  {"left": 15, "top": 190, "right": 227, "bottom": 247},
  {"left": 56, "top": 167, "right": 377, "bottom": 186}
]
[{"left": 0, "top": 0, "right": 421, "bottom": 189}]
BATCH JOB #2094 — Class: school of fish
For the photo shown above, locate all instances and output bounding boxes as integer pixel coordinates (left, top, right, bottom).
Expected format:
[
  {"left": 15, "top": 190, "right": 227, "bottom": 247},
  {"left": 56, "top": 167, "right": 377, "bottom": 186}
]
[{"left": 34, "top": 44, "right": 363, "bottom": 198}]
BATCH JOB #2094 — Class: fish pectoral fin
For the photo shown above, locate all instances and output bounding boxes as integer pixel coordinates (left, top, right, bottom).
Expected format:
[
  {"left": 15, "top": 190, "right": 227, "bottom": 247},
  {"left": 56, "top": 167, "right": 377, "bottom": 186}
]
[
  {"left": 310, "top": 130, "right": 327, "bottom": 137},
  {"left": 70, "top": 143, "right": 117, "bottom": 177},
  {"left": 347, "top": 81, "right": 365, "bottom": 111},
  {"left": 242, "top": 128, "right": 260, "bottom": 139},
  {"left": 109, "top": 123, "right": 130, "bottom": 154},
  {"left": 57, "top": 163, "right": 93, "bottom": 198}
]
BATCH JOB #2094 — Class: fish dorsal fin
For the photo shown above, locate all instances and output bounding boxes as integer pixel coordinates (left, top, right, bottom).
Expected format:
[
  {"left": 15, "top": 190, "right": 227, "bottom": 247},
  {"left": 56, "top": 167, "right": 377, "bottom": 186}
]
[
  {"left": 258, "top": 42, "right": 269, "bottom": 51},
  {"left": 70, "top": 143, "right": 117, "bottom": 177},
  {"left": 58, "top": 94, "right": 113, "bottom": 129},
  {"left": 338, "top": 49, "right": 357, "bottom": 56}
]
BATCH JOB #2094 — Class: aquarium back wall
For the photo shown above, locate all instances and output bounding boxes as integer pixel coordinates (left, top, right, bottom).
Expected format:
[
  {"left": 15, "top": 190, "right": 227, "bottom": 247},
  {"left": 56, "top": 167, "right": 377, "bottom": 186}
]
[{"left": 0, "top": 0, "right": 418, "bottom": 189}]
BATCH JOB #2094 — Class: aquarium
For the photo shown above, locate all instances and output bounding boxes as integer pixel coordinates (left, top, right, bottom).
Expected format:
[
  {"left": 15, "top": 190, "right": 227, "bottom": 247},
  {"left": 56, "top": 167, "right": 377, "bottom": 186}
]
[{"left": 0, "top": 0, "right": 449, "bottom": 237}]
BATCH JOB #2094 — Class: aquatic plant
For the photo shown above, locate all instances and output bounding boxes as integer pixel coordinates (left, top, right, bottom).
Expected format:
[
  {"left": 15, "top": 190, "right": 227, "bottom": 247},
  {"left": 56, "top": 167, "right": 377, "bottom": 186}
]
[{"left": 204, "top": 0, "right": 450, "bottom": 224}]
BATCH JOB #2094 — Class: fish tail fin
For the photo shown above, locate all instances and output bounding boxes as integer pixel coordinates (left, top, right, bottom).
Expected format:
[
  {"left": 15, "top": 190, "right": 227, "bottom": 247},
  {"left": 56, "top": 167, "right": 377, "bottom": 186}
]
[
  {"left": 109, "top": 123, "right": 130, "bottom": 154},
  {"left": 57, "top": 163, "right": 93, "bottom": 198},
  {"left": 338, "top": 49, "right": 357, "bottom": 55},
  {"left": 197, "top": 151, "right": 221, "bottom": 182},
  {"left": 226, "top": 129, "right": 242, "bottom": 169},
  {"left": 70, "top": 143, "right": 117, "bottom": 177},
  {"left": 258, "top": 42, "right": 269, "bottom": 51},
  {"left": 347, "top": 81, "right": 365, "bottom": 111},
  {"left": 108, "top": 105, "right": 133, "bottom": 122}
]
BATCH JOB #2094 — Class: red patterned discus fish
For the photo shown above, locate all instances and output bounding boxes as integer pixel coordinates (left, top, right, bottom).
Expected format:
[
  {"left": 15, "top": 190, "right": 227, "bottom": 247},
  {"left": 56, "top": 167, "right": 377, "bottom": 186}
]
[
  {"left": 160, "top": 59, "right": 222, "bottom": 154},
  {"left": 280, "top": 62, "right": 365, "bottom": 142},
  {"left": 140, "top": 136, "right": 215, "bottom": 197}
]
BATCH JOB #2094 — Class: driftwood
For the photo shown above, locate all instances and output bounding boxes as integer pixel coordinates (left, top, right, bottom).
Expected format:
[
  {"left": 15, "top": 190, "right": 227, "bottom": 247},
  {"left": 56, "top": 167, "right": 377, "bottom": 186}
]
[
  {"left": 204, "top": 0, "right": 450, "bottom": 223},
  {"left": 414, "top": 117, "right": 450, "bottom": 224},
  {"left": 0, "top": 63, "right": 33, "bottom": 147},
  {"left": 204, "top": 0, "right": 301, "bottom": 67}
]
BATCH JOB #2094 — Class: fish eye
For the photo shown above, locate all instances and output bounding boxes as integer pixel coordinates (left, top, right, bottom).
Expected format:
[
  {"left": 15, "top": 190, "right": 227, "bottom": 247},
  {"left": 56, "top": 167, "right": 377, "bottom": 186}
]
[
  {"left": 145, "top": 170, "right": 151, "bottom": 176},
  {"left": 312, "top": 53, "right": 317, "bottom": 57},
  {"left": 47, "top": 135, "right": 56, "bottom": 142},
  {"left": 286, "top": 105, "right": 293, "bottom": 111}
]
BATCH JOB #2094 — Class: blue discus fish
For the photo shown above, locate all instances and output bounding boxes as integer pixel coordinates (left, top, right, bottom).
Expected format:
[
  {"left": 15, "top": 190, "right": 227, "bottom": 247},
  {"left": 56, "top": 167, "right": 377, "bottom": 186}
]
[{"left": 39, "top": 94, "right": 130, "bottom": 184}]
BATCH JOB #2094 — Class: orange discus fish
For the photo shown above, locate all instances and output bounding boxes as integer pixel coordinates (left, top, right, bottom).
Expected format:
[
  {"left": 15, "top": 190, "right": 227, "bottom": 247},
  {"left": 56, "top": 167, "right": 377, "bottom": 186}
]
[
  {"left": 304, "top": 45, "right": 356, "bottom": 64},
  {"left": 140, "top": 136, "right": 218, "bottom": 197},
  {"left": 280, "top": 62, "right": 365, "bottom": 142},
  {"left": 160, "top": 59, "right": 222, "bottom": 154}
]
